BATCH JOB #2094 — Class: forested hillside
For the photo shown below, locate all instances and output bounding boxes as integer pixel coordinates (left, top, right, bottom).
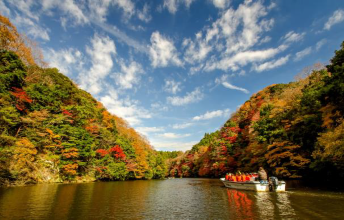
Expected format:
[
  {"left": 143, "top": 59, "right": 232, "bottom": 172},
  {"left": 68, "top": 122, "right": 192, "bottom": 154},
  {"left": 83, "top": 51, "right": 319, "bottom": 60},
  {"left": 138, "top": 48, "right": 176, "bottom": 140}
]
[
  {"left": 0, "top": 15, "right": 170, "bottom": 186},
  {"left": 168, "top": 42, "right": 344, "bottom": 182}
]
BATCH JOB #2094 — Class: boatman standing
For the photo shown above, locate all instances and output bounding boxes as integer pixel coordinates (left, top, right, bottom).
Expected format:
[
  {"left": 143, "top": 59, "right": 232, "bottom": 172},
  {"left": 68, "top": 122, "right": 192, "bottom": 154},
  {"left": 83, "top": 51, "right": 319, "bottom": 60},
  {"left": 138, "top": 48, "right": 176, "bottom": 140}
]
[{"left": 258, "top": 167, "right": 267, "bottom": 183}]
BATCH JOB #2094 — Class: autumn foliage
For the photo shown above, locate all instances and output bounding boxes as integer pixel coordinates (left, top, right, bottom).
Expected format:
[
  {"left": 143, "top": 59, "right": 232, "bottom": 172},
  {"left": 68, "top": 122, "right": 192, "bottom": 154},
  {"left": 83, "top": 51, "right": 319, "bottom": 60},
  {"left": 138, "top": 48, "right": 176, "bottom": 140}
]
[
  {"left": 167, "top": 42, "right": 344, "bottom": 182},
  {"left": 0, "top": 15, "right": 167, "bottom": 185}
]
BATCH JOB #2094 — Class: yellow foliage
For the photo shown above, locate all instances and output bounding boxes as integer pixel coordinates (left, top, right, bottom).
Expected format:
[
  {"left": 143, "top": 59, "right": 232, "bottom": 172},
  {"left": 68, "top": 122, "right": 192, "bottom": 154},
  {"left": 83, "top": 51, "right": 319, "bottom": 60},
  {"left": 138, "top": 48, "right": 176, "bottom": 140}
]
[{"left": 14, "top": 138, "right": 37, "bottom": 163}]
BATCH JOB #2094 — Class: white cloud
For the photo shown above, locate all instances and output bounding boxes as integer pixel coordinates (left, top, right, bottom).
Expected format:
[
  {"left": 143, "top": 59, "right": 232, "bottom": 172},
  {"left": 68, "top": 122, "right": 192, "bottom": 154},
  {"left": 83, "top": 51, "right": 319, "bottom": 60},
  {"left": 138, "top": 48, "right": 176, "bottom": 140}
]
[
  {"left": 92, "top": 21, "right": 148, "bottom": 54},
  {"left": 205, "top": 45, "right": 287, "bottom": 72},
  {"left": 183, "top": 1, "right": 282, "bottom": 73},
  {"left": 282, "top": 31, "right": 305, "bottom": 43},
  {"left": 60, "top": 0, "right": 88, "bottom": 25},
  {"left": 172, "top": 122, "right": 194, "bottom": 129},
  {"left": 100, "top": 90, "right": 151, "bottom": 126},
  {"left": 253, "top": 55, "right": 290, "bottom": 72},
  {"left": 137, "top": 3, "right": 152, "bottom": 23},
  {"left": 316, "top": 39, "right": 327, "bottom": 51},
  {"left": 183, "top": 36, "right": 212, "bottom": 63},
  {"left": 193, "top": 109, "right": 230, "bottom": 121},
  {"left": 164, "top": 80, "right": 182, "bottom": 94},
  {"left": 324, "top": 9, "right": 344, "bottom": 30},
  {"left": 158, "top": 132, "right": 191, "bottom": 139},
  {"left": 136, "top": 126, "right": 165, "bottom": 136},
  {"left": 212, "top": 0, "right": 230, "bottom": 9},
  {"left": 151, "top": 102, "right": 169, "bottom": 111},
  {"left": 167, "top": 87, "right": 203, "bottom": 106},
  {"left": 114, "top": 60, "right": 144, "bottom": 90},
  {"left": 215, "top": 75, "right": 249, "bottom": 93},
  {"left": 222, "top": 82, "right": 249, "bottom": 94},
  {"left": 162, "top": 0, "right": 196, "bottom": 14},
  {"left": 149, "top": 31, "right": 183, "bottom": 68},
  {"left": 151, "top": 140, "right": 198, "bottom": 151},
  {"left": 45, "top": 48, "right": 84, "bottom": 76},
  {"left": 7, "top": 0, "right": 39, "bottom": 21},
  {"left": 79, "top": 34, "right": 116, "bottom": 94},
  {"left": 12, "top": 14, "right": 50, "bottom": 41},
  {"left": 294, "top": 47, "right": 312, "bottom": 61}
]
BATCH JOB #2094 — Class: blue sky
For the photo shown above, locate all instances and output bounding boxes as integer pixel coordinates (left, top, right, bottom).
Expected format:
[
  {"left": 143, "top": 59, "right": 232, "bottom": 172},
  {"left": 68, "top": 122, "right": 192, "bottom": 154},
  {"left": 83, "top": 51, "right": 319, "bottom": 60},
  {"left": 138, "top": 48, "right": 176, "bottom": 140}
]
[{"left": 1, "top": 0, "right": 344, "bottom": 151}]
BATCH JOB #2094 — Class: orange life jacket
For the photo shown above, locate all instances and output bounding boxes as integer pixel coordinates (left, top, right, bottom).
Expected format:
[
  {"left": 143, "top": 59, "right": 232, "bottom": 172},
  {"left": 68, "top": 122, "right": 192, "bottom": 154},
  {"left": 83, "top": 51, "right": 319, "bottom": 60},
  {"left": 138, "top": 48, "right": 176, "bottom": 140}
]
[
  {"left": 232, "top": 176, "right": 237, "bottom": 182},
  {"left": 237, "top": 176, "right": 242, "bottom": 182}
]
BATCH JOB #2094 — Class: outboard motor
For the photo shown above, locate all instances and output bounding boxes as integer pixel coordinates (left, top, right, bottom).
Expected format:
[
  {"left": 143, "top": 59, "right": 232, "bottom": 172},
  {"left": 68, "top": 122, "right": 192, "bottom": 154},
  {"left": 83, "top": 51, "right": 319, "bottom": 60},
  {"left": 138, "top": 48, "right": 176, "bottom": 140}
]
[{"left": 269, "top": 177, "right": 279, "bottom": 192}]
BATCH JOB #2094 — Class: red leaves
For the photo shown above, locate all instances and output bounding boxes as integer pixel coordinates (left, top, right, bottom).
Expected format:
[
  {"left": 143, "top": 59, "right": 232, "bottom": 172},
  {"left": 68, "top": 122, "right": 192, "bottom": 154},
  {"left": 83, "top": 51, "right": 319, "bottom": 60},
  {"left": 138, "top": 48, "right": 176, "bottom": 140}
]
[
  {"left": 96, "top": 149, "right": 109, "bottom": 157},
  {"left": 96, "top": 145, "right": 126, "bottom": 160},
  {"left": 109, "top": 145, "right": 126, "bottom": 160},
  {"left": 10, "top": 87, "right": 32, "bottom": 112},
  {"left": 62, "top": 109, "right": 73, "bottom": 116}
]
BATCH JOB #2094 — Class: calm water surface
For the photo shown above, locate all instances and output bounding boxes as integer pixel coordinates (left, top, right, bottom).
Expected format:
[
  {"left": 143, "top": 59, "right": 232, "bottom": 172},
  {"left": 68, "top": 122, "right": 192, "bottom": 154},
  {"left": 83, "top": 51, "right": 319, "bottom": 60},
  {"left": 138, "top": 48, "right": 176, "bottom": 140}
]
[{"left": 0, "top": 178, "right": 344, "bottom": 219}]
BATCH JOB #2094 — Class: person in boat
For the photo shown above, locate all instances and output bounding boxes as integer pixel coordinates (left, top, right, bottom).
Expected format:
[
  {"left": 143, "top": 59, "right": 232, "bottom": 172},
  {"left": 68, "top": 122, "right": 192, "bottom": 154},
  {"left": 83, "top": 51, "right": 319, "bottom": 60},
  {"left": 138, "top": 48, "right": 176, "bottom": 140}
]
[
  {"left": 237, "top": 172, "right": 242, "bottom": 182},
  {"left": 242, "top": 173, "right": 246, "bottom": 182},
  {"left": 232, "top": 174, "right": 237, "bottom": 182},
  {"left": 258, "top": 167, "right": 268, "bottom": 183},
  {"left": 245, "top": 173, "right": 250, "bottom": 181}
]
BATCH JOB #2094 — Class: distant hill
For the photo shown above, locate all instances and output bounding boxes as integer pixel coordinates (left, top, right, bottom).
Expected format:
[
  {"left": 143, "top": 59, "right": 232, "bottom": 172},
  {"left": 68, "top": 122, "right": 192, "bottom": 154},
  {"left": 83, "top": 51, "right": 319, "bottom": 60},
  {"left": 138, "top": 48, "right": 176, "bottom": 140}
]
[
  {"left": 0, "top": 15, "right": 169, "bottom": 186},
  {"left": 168, "top": 42, "right": 344, "bottom": 182}
]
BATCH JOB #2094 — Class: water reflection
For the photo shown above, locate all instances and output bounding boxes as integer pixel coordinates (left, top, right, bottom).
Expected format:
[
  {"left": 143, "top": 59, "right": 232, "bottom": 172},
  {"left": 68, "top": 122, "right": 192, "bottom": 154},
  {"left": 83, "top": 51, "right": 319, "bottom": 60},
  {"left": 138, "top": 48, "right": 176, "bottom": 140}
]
[
  {"left": 226, "top": 189, "right": 254, "bottom": 219},
  {"left": 1, "top": 179, "right": 344, "bottom": 219},
  {"left": 226, "top": 189, "right": 297, "bottom": 219}
]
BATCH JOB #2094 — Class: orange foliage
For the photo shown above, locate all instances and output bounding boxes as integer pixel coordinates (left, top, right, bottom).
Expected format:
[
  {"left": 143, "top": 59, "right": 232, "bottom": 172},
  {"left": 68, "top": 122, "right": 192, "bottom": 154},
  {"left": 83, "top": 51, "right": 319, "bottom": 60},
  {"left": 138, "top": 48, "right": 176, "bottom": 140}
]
[
  {"left": 62, "top": 163, "right": 78, "bottom": 176},
  {"left": 62, "top": 148, "right": 79, "bottom": 159},
  {"left": 0, "top": 14, "right": 43, "bottom": 66}
]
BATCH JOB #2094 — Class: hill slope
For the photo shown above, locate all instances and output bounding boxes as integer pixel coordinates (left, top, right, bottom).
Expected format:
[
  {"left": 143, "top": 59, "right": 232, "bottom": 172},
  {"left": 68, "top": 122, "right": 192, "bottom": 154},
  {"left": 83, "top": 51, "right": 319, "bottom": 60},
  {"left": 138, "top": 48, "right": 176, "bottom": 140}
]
[
  {"left": 168, "top": 42, "right": 344, "bottom": 181},
  {"left": 0, "top": 15, "right": 167, "bottom": 186}
]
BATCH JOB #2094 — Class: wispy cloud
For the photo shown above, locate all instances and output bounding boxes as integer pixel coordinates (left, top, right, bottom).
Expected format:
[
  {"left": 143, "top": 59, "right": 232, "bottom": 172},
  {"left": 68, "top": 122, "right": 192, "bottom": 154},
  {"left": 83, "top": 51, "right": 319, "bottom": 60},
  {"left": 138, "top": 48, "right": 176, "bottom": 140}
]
[
  {"left": 172, "top": 122, "right": 194, "bottom": 129},
  {"left": 136, "top": 126, "right": 165, "bottom": 136},
  {"left": 215, "top": 75, "right": 249, "bottom": 94},
  {"left": 193, "top": 109, "right": 231, "bottom": 121},
  {"left": 114, "top": 60, "right": 144, "bottom": 90},
  {"left": 167, "top": 87, "right": 203, "bottom": 106},
  {"left": 161, "top": 0, "right": 196, "bottom": 14},
  {"left": 294, "top": 47, "right": 312, "bottom": 61},
  {"left": 158, "top": 132, "right": 191, "bottom": 139},
  {"left": 316, "top": 39, "right": 327, "bottom": 51},
  {"left": 164, "top": 79, "right": 182, "bottom": 94},
  {"left": 44, "top": 48, "right": 84, "bottom": 76},
  {"left": 324, "top": 9, "right": 344, "bottom": 30},
  {"left": 253, "top": 55, "right": 290, "bottom": 72},
  {"left": 149, "top": 31, "right": 183, "bottom": 67},
  {"left": 92, "top": 21, "right": 148, "bottom": 54},
  {"left": 282, "top": 31, "right": 305, "bottom": 43}
]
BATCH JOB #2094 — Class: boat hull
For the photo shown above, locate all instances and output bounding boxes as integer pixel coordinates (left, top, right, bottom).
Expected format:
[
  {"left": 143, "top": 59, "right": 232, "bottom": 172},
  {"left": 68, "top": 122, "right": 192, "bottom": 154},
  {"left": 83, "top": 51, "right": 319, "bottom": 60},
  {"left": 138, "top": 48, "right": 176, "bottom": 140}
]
[{"left": 220, "top": 178, "right": 286, "bottom": 192}]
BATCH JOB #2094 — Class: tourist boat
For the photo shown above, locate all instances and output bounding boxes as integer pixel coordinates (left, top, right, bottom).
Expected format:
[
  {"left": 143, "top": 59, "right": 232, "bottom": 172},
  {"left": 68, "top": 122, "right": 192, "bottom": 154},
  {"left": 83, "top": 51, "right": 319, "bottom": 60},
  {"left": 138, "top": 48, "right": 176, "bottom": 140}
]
[{"left": 220, "top": 177, "right": 286, "bottom": 192}]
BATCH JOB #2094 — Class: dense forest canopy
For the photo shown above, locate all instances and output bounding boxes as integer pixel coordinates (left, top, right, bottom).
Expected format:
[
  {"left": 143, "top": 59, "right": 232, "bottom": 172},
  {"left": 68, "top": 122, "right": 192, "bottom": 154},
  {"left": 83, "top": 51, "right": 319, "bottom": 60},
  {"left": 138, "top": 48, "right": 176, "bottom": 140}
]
[
  {"left": 167, "top": 42, "right": 344, "bottom": 182},
  {"left": 0, "top": 14, "right": 181, "bottom": 185}
]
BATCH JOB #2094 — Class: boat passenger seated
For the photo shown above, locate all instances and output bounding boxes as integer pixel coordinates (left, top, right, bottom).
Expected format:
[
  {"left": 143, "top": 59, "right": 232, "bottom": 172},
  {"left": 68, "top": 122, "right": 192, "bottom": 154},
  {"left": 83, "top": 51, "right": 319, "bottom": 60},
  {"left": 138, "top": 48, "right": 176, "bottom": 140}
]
[
  {"left": 245, "top": 173, "right": 250, "bottom": 181},
  {"left": 229, "top": 173, "right": 234, "bottom": 181},
  {"left": 237, "top": 174, "right": 242, "bottom": 182},
  {"left": 242, "top": 173, "right": 246, "bottom": 182}
]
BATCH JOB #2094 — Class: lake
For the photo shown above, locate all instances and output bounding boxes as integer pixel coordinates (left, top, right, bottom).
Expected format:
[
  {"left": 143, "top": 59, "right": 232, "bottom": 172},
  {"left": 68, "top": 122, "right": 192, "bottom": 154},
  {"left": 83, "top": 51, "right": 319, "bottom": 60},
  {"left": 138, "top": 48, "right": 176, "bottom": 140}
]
[{"left": 0, "top": 178, "right": 344, "bottom": 219}]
